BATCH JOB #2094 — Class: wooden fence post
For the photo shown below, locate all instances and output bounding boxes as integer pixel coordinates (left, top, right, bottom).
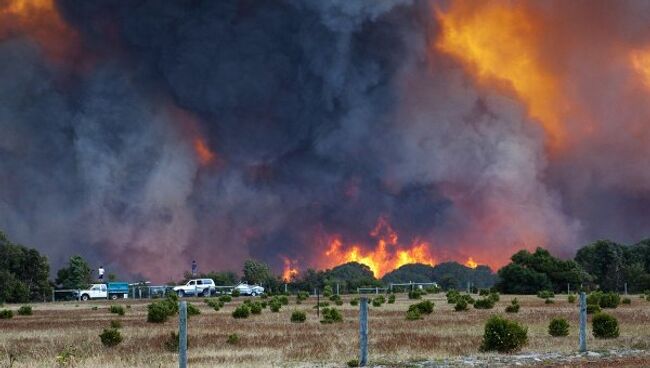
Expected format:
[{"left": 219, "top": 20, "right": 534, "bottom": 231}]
[
  {"left": 359, "top": 296, "right": 368, "bottom": 366},
  {"left": 179, "top": 301, "right": 188, "bottom": 368},
  {"left": 579, "top": 292, "right": 587, "bottom": 353}
]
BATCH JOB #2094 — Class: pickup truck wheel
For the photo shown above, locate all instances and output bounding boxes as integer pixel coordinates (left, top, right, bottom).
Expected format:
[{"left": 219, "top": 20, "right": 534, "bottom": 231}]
[
  {"left": 110, "top": 294, "right": 118, "bottom": 300},
  {"left": 81, "top": 294, "right": 89, "bottom": 301}
]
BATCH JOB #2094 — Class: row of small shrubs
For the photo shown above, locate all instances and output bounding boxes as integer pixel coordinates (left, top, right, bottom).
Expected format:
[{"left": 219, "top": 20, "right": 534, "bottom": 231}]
[{"left": 0, "top": 305, "right": 33, "bottom": 319}]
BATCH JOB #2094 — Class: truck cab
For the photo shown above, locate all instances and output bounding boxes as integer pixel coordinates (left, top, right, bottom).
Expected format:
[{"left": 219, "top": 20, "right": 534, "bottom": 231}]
[{"left": 77, "top": 282, "right": 129, "bottom": 301}]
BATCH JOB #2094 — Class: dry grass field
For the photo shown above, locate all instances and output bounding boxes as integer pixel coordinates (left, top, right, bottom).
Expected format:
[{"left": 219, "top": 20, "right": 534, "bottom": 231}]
[{"left": 1, "top": 294, "right": 650, "bottom": 367}]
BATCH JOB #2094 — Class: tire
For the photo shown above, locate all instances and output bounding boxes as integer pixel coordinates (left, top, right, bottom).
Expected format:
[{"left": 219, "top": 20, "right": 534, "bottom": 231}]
[
  {"left": 251, "top": 292, "right": 257, "bottom": 297},
  {"left": 202, "top": 289, "right": 209, "bottom": 297},
  {"left": 110, "top": 294, "right": 118, "bottom": 300},
  {"left": 81, "top": 294, "right": 89, "bottom": 301}
]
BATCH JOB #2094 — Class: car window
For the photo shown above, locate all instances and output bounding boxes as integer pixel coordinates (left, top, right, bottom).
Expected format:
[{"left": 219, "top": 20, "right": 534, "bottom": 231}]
[
  {"left": 91, "top": 286, "right": 99, "bottom": 291},
  {"left": 189, "top": 280, "right": 195, "bottom": 286},
  {"left": 101, "top": 285, "right": 107, "bottom": 291},
  {"left": 196, "top": 280, "right": 203, "bottom": 285}
]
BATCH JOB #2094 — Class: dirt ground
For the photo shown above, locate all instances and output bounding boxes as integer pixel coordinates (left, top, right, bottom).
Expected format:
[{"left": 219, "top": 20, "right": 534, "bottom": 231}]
[{"left": 1, "top": 294, "right": 649, "bottom": 367}]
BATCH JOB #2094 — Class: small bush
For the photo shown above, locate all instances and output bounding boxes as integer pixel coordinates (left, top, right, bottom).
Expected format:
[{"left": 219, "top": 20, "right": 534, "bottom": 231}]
[
  {"left": 92, "top": 306, "right": 98, "bottom": 311},
  {"left": 347, "top": 358, "right": 359, "bottom": 367},
  {"left": 455, "top": 299, "right": 468, "bottom": 311},
  {"left": 0, "top": 309, "right": 13, "bottom": 319},
  {"left": 474, "top": 298, "right": 495, "bottom": 309},
  {"left": 297, "top": 291, "right": 309, "bottom": 302},
  {"left": 249, "top": 302, "right": 262, "bottom": 315},
  {"left": 622, "top": 297, "right": 631, "bottom": 305},
  {"left": 505, "top": 299, "right": 520, "bottom": 313},
  {"left": 537, "top": 290, "right": 555, "bottom": 299},
  {"left": 219, "top": 295, "right": 232, "bottom": 303},
  {"left": 270, "top": 300, "right": 282, "bottom": 312},
  {"left": 479, "top": 289, "right": 490, "bottom": 296},
  {"left": 592, "top": 313, "right": 619, "bottom": 339},
  {"left": 568, "top": 294, "right": 576, "bottom": 303},
  {"left": 409, "top": 300, "right": 434, "bottom": 315},
  {"left": 99, "top": 328, "right": 123, "bottom": 347},
  {"left": 599, "top": 292, "right": 620, "bottom": 309},
  {"left": 109, "top": 305, "right": 125, "bottom": 316},
  {"left": 227, "top": 333, "right": 240, "bottom": 345},
  {"left": 350, "top": 298, "right": 359, "bottom": 306},
  {"left": 320, "top": 307, "right": 343, "bottom": 324},
  {"left": 232, "top": 305, "right": 250, "bottom": 319},
  {"left": 388, "top": 294, "right": 396, "bottom": 304},
  {"left": 110, "top": 320, "right": 122, "bottom": 329},
  {"left": 548, "top": 318, "right": 570, "bottom": 337},
  {"left": 462, "top": 294, "right": 476, "bottom": 304},
  {"left": 408, "top": 289, "right": 423, "bottom": 300},
  {"left": 372, "top": 298, "right": 383, "bottom": 307},
  {"left": 447, "top": 290, "right": 460, "bottom": 304},
  {"left": 18, "top": 305, "right": 32, "bottom": 316},
  {"left": 488, "top": 292, "right": 500, "bottom": 302},
  {"left": 278, "top": 296, "right": 289, "bottom": 305},
  {"left": 330, "top": 294, "right": 342, "bottom": 303},
  {"left": 186, "top": 303, "right": 201, "bottom": 317},
  {"left": 164, "top": 331, "right": 180, "bottom": 352},
  {"left": 290, "top": 310, "right": 306, "bottom": 323},
  {"left": 147, "top": 302, "right": 172, "bottom": 323},
  {"left": 587, "top": 291, "right": 603, "bottom": 306},
  {"left": 545, "top": 298, "right": 554, "bottom": 304},
  {"left": 586, "top": 304, "right": 601, "bottom": 314},
  {"left": 405, "top": 308, "right": 422, "bottom": 320},
  {"left": 231, "top": 289, "right": 240, "bottom": 297},
  {"left": 56, "top": 346, "right": 76, "bottom": 366},
  {"left": 480, "top": 316, "right": 528, "bottom": 353}
]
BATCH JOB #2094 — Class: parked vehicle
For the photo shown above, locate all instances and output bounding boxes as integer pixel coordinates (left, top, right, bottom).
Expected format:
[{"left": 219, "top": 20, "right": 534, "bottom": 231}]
[
  {"left": 76, "top": 282, "right": 129, "bottom": 301},
  {"left": 173, "top": 278, "right": 216, "bottom": 297},
  {"left": 233, "top": 282, "right": 264, "bottom": 296}
]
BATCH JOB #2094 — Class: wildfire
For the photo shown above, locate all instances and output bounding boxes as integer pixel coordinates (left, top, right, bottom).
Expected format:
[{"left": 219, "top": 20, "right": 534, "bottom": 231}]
[
  {"left": 630, "top": 49, "right": 650, "bottom": 89},
  {"left": 282, "top": 257, "right": 299, "bottom": 282},
  {"left": 465, "top": 257, "right": 478, "bottom": 269},
  {"left": 0, "top": 0, "right": 80, "bottom": 63},
  {"left": 323, "top": 217, "right": 436, "bottom": 277},
  {"left": 435, "top": 1, "right": 566, "bottom": 149}
]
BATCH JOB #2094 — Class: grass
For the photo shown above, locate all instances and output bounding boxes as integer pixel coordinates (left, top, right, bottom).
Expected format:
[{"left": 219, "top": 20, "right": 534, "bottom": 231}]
[{"left": 0, "top": 295, "right": 649, "bottom": 367}]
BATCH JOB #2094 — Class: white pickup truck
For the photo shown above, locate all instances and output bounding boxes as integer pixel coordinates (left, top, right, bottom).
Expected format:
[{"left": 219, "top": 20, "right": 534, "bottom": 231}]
[
  {"left": 76, "top": 282, "right": 129, "bottom": 301},
  {"left": 233, "top": 282, "right": 264, "bottom": 296},
  {"left": 173, "top": 278, "right": 215, "bottom": 297}
]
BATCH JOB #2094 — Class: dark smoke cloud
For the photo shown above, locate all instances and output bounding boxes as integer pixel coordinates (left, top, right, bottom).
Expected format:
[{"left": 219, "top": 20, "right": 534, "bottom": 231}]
[{"left": 0, "top": 0, "right": 648, "bottom": 280}]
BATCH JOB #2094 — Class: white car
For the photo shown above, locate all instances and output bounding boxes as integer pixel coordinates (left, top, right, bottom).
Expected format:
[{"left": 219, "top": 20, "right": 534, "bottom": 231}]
[
  {"left": 173, "top": 278, "right": 215, "bottom": 297},
  {"left": 233, "top": 282, "right": 264, "bottom": 296}
]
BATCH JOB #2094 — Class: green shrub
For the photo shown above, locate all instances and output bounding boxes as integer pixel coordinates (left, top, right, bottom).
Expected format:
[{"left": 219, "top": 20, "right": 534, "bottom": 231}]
[
  {"left": 350, "top": 298, "right": 359, "bottom": 306},
  {"left": 548, "top": 318, "right": 570, "bottom": 337},
  {"left": 164, "top": 331, "right": 181, "bottom": 352},
  {"left": 99, "top": 328, "right": 123, "bottom": 347},
  {"left": 330, "top": 294, "right": 341, "bottom": 303},
  {"left": 109, "top": 305, "right": 125, "bottom": 316},
  {"left": 315, "top": 301, "right": 329, "bottom": 308},
  {"left": 231, "top": 289, "right": 240, "bottom": 297},
  {"left": 567, "top": 294, "right": 576, "bottom": 303},
  {"left": 232, "top": 305, "right": 250, "bottom": 319},
  {"left": 347, "top": 358, "right": 360, "bottom": 367},
  {"left": 587, "top": 291, "right": 603, "bottom": 306},
  {"left": 92, "top": 306, "right": 98, "bottom": 310},
  {"left": 480, "top": 316, "right": 528, "bottom": 353},
  {"left": 227, "top": 333, "right": 240, "bottom": 345},
  {"left": 297, "top": 291, "right": 309, "bottom": 302},
  {"left": 249, "top": 302, "right": 262, "bottom": 315},
  {"left": 447, "top": 290, "right": 460, "bottom": 303},
  {"left": 474, "top": 298, "right": 495, "bottom": 309},
  {"left": 388, "top": 294, "right": 396, "bottom": 304},
  {"left": 18, "top": 305, "right": 32, "bottom": 316},
  {"left": 537, "top": 290, "right": 555, "bottom": 299},
  {"left": 290, "top": 310, "right": 306, "bottom": 323},
  {"left": 405, "top": 308, "right": 422, "bottom": 320},
  {"left": 488, "top": 292, "right": 500, "bottom": 302},
  {"left": 479, "top": 289, "right": 490, "bottom": 296},
  {"left": 147, "top": 302, "right": 170, "bottom": 323},
  {"left": 320, "top": 307, "right": 343, "bottom": 324},
  {"left": 592, "top": 313, "right": 619, "bottom": 338},
  {"left": 110, "top": 320, "right": 122, "bottom": 329},
  {"left": 260, "top": 301, "right": 267, "bottom": 309},
  {"left": 278, "top": 296, "right": 289, "bottom": 305},
  {"left": 0, "top": 309, "right": 13, "bottom": 319},
  {"left": 186, "top": 303, "right": 201, "bottom": 317},
  {"left": 270, "top": 300, "right": 282, "bottom": 312},
  {"left": 425, "top": 285, "right": 441, "bottom": 294},
  {"left": 323, "top": 285, "right": 333, "bottom": 298},
  {"left": 219, "top": 295, "right": 232, "bottom": 303},
  {"left": 505, "top": 298, "right": 520, "bottom": 313},
  {"left": 586, "top": 304, "right": 601, "bottom": 314},
  {"left": 545, "top": 298, "right": 554, "bottom": 304},
  {"left": 408, "top": 289, "right": 423, "bottom": 300},
  {"left": 455, "top": 299, "right": 468, "bottom": 312},
  {"left": 622, "top": 297, "right": 631, "bottom": 305},
  {"left": 372, "top": 298, "right": 382, "bottom": 307},
  {"left": 599, "top": 292, "right": 620, "bottom": 309},
  {"left": 462, "top": 294, "right": 476, "bottom": 304},
  {"left": 408, "top": 300, "right": 434, "bottom": 315}
]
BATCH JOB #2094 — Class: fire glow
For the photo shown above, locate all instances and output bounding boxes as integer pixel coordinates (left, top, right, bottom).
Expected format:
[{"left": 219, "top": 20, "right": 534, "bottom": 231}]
[{"left": 320, "top": 217, "right": 437, "bottom": 277}]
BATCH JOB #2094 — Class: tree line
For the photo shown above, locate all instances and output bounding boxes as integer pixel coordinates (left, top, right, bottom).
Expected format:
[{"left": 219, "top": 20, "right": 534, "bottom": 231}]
[{"left": 2, "top": 229, "right": 649, "bottom": 303}]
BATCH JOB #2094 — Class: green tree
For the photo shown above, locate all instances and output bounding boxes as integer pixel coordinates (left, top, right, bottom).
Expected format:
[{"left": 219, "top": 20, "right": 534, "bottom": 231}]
[
  {"left": 0, "top": 231, "right": 51, "bottom": 302},
  {"left": 56, "top": 255, "right": 93, "bottom": 289},
  {"left": 575, "top": 240, "right": 625, "bottom": 291},
  {"left": 242, "top": 259, "right": 273, "bottom": 286}
]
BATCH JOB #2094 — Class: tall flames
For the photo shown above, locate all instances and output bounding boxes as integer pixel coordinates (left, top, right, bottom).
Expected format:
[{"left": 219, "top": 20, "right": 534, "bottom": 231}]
[{"left": 321, "top": 217, "right": 437, "bottom": 277}]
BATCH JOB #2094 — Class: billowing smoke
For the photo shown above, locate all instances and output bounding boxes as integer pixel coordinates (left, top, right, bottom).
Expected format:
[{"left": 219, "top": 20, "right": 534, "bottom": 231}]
[{"left": 0, "top": 0, "right": 648, "bottom": 281}]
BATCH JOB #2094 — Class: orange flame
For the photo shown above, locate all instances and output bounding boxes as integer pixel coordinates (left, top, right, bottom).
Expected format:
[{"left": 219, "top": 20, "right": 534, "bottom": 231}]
[
  {"left": 465, "top": 257, "right": 478, "bottom": 269},
  {"left": 194, "top": 138, "right": 216, "bottom": 166},
  {"left": 282, "top": 257, "right": 299, "bottom": 282},
  {"left": 323, "top": 217, "right": 436, "bottom": 277},
  {"left": 0, "top": 0, "right": 81, "bottom": 63},
  {"left": 630, "top": 49, "right": 650, "bottom": 89},
  {"left": 435, "top": 1, "right": 567, "bottom": 149}
]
